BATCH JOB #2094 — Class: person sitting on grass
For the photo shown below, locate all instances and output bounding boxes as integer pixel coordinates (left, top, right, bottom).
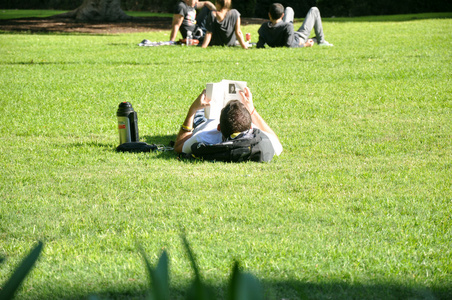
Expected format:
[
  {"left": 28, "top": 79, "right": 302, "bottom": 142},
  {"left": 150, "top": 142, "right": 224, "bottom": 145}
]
[
  {"left": 170, "top": 0, "right": 216, "bottom": 43},
  {"left": 174, "top": 87, "right": 282, "bottom": 162},
  {"left": 257, "top": 3, "right": 333, "bottom": 48},
  {"left": 201, "top": 0, "right": 248, "bottom": 49}
]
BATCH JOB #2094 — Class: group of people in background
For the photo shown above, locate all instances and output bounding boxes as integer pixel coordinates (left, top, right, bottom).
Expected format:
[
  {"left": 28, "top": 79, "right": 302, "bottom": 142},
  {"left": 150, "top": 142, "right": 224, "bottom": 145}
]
[{"left": 170, "top": 0, "right": 333, "bottom": 50}]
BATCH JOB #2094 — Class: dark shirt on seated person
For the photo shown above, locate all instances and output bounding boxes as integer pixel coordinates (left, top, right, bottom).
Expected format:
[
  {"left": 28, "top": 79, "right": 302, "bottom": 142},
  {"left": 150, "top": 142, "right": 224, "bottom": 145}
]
[
  {"left": 257, "top": 21, "right": 301, "bottom": 48},
  {"left": 205, "top": 9, "right": 240, "bottom": 46}
]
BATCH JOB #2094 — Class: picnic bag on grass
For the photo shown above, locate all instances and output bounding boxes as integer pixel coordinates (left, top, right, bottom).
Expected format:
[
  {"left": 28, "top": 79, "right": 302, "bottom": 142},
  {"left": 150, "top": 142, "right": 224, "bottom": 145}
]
[{"left": 190, "top": 128, "right": 275, "bottom": 162}]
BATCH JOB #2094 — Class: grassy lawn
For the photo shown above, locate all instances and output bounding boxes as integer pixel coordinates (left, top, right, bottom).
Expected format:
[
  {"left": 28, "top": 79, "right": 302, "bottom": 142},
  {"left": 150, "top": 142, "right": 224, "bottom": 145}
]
[
  {"left": 0, "top": 10, "right": 451, "bottom": 300},
  {"left": 0, "top": 10, "right": 69, "bottom": 19},
  {"left": 0, "top": 9, "right": 173, "bottom": 19}
]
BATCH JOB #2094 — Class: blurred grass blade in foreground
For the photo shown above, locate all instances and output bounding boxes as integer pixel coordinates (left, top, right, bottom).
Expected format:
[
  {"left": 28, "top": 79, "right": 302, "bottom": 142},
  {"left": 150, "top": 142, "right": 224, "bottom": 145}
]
[
  {"left": 0, "top": 241, "right": 43, "bottom": 300},
  {"left": 139, "top": 246, "right": 169, "bottom": 300}
]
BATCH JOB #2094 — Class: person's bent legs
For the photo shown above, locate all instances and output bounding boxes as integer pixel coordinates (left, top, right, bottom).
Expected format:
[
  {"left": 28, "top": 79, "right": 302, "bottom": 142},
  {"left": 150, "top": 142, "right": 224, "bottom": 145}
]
[
  {"left": 295, "top": 7, "right": 329, "bottom": 45},
  {"left": 282, "top": 7, "right": 294, "bottom": 23},
  {"left": 193, "top": 109, "right": 206, "bottom": 129},
  {"left": 194, "top": 6, "right": 211, "bottom": 41}
]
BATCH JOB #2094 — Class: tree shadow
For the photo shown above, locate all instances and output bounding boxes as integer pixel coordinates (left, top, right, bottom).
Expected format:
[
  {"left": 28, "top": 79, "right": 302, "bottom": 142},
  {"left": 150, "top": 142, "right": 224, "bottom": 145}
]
[
  {"left": 32, "top": 279, "right": 451, "bottom": 300},
  {"left": 2, "top": 13, "right": 450, "bottom": 36},
  {"left": 0, "top": 16, "right": 173, "bottom": 34},
  {"left": 1, "top": 60, "right": 209, "bottom": 66},
  {"left": 9, "top": 240, "right": 451, "bottom": 299}
]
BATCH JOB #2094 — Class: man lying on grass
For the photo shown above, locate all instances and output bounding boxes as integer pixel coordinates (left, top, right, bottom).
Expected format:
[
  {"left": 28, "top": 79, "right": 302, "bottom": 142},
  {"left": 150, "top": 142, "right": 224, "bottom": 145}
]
[
  {"left": 257, "top": 3, "right": 333, "bottom": 48},
  {"left": 174, "top": 88, "right": 283, "bottom": 162}
]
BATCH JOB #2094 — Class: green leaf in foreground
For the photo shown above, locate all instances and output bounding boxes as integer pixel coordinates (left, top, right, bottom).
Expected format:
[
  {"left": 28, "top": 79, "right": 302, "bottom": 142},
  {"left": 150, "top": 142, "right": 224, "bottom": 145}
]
[
  {"left": 228, "top": 261, "right": 264, "bottom": 300},
  {"left": 182, "top": 235, "right": 215, "bottom": 300},
  {"left": 139, "top": 247, "right": 169, "bottom": 300}
]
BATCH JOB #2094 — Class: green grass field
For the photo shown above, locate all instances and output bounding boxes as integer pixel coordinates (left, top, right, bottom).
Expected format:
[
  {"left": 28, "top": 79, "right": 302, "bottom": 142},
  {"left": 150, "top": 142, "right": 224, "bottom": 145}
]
[
  {"left": 0, "top": 10, "right": 451, "bottom": 300},
  {"left": 0, "top": 9, "right": 173, "bottom": 19}
]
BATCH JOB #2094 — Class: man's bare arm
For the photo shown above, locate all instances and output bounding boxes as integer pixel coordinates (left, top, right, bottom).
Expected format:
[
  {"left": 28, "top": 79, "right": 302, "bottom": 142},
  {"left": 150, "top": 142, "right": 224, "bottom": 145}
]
[
  {"left": 170, "top": 14, "right": 184, "bottom": 41},
  {"left": 234, "top": 17, "right": 248, "bottom": 49},
  {"left": 174, "top": 115, "right": 196, "bottom": 153},
  {"left": 197, "top": 1, "right": 216, "bottom": 10},
  {"left": 174, "top": 90, "right": 211, "bottom": 153}
]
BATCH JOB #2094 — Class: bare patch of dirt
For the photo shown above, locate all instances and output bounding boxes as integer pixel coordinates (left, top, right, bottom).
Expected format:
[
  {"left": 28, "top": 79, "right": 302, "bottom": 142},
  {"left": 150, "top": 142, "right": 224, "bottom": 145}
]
[{"left": 0, "top": 16, "right": 266, "bottom": 34}]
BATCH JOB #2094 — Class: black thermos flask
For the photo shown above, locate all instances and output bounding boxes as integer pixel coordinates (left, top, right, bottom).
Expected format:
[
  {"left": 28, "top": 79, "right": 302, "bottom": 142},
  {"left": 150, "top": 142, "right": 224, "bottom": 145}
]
[{"left": 117, "top": 102, "right": 139, "bottom": 145}]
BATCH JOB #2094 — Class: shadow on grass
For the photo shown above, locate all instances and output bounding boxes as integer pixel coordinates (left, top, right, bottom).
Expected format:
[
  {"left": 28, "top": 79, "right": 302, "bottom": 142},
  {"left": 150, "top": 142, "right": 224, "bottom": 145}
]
[
  {"left": 6, "top": 240, "right": 450, "bottom": 300},
  {"left": 107, "top": 134, "right": 179, "bottom": 160},
  {"left": 1, "top": 60, "right": 214, "bottom": 66},
  {"left": 1, "top": 12, "right": 451, "bottom": 36},
  {"left": 66, "top": 135, "right": 178, "bottom": 160},
  {"left": 141, "top": 134, "right": 175, "bottom": 148},
  {"left": 31, "top": 280, "right": 451, "bottom": 300},
  {"left": 141, "top": 134, "right": 181, "bottom": 161}
]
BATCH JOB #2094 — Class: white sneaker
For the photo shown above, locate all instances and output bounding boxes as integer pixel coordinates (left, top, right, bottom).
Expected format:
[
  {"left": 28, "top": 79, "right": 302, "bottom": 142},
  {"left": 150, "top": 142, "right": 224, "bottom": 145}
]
[{"left": 318, "top": 40, "right": 334, "bottom": 46}]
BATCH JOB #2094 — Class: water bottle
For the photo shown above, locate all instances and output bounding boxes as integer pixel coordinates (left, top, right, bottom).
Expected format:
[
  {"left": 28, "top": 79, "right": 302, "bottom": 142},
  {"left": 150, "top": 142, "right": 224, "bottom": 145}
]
[
  {"left": 117, "top": 102, "right": 139, "bottom": 145},
  {"left": 186, "top": 31, "right": 192, "bottom": 46}
]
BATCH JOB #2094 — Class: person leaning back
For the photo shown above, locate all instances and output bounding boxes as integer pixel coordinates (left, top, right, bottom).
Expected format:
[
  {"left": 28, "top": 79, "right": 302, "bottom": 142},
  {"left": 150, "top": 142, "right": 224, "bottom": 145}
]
[
  {"left": 257, "top": 3, "right": 333, "bottom": 48},
  {"left": 201, "top": 0, "right": 248, "bottom": 49}
]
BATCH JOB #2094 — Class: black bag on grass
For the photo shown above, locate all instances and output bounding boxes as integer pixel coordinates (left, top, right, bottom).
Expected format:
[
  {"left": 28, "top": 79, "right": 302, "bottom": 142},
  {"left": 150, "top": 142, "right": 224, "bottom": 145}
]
[
  {"left": 190, "top": 129, "right": 275, "bottom": 162},
  {"left": 116, "top": 142, "right": 157, "bottom": 153}
]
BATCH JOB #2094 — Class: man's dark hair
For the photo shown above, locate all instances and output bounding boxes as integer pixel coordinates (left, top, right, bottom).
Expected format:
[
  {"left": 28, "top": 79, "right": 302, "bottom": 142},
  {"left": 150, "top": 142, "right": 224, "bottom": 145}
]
[
  {"left": 269, "top": 3, "right": 284, "bottom": 20},
  {"left": 219, "top": 100, "right": 252, "bottom": 138}
]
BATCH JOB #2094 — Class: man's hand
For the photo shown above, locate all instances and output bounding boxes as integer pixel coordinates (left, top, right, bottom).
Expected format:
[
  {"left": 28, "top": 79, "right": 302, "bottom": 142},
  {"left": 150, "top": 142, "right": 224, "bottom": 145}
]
[
  {"left": 189, "top": 89, "right": 211, "bottom": 113},
  {"left": 304, "top": 39, "right": 314, "bottom": 47},
  {"left": 238, "top": 87, "right": 254, "bottom": 114}
]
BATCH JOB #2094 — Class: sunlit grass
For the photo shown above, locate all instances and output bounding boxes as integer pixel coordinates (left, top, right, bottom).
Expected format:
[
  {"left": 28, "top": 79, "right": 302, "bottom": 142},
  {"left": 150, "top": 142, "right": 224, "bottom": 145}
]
[
  {"left": 0, "top": 9, "right": 174, "bottom": 20},
  {"left": 0, "top": 10, "right": 451, "bottom": 300}
]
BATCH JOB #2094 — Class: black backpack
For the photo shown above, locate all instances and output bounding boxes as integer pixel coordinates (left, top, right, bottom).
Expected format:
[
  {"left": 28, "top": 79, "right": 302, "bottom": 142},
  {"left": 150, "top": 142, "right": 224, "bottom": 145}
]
[{"left": 190, "top": 128, "right": 275, "bottom": 162}]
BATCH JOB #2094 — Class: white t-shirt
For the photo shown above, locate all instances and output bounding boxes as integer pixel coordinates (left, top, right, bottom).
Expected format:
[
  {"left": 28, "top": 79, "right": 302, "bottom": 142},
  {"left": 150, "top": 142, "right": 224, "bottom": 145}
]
[{"left": 182, "top": 119, "right": 283, "bottom": 156}]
